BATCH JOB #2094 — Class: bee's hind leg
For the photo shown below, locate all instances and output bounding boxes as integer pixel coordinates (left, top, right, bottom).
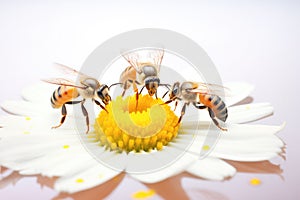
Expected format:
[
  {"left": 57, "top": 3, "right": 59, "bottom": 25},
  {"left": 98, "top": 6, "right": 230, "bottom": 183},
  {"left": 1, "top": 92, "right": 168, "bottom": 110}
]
[
  {"left": 139, "top": 85, "right": 145, "bottom": 95},
  {"left": 129, "top": 80, "right": 139, "bottom": 110},
  {"left": 52, "top": 104, "right": 67, "bottom": 129},
  {"left": 52, "top": 100, "right": 81, "bottom": 130},
  {"left": 80, "top": 100, "right": 90, "bottom": 134},
  {"left": 174, "top": 100, "right": 178, "bottom": 111},
  {"left": 177, "top": 103, "right": 187, "bottom": 125}
]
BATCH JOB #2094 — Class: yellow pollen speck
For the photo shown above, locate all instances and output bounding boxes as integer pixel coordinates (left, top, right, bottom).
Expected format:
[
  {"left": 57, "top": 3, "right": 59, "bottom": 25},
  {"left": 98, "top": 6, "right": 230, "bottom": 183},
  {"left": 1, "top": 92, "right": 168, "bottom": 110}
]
[
  {"left": 23, "top": 131, "right": 30, "bottom": 134},
  {"left": 250, "top": 178, "right": 261, "bottom": 186},
  {"left": 246, "top": 105, "right": 251, "bottom": 110},
  {"left": 63, "top": 145, "right": 70, "bottom": 149},
  {"left": 25, "top": 116, "right": 31, "bottom": 121},
  {"left": 202, "top": 145, "right": 210, "bottom": 151},
  {"left": 76, "top": 178, "right": 84, "bottom": 183},
  {"left": 92, "top": 94, "right": 180, "bottom": 153},
  {"left": 132, "top": 189, "right": 156, "bottom": 199}
]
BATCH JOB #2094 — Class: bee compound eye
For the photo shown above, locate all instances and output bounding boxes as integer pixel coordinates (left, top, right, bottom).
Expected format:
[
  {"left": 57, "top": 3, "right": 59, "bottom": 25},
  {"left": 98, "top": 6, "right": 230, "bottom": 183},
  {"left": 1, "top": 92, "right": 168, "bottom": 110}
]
[
  {"left": 97, "top": 90, "right": 104, "bottom": 99},
  {"left": 173, "top": 87, "right": 178, "bottom": 94}
]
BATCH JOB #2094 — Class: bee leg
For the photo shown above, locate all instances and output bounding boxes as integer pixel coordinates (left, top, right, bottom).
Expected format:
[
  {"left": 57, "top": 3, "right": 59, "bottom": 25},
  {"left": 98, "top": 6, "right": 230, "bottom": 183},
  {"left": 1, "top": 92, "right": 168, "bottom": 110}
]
[
  {"left": 208, "top": 108, "right": 227, "bottom": 131},
  {"left": 177, "top": 103, "right": 187, "bottom": 125},
  {"left": 139, "top": 85, "right": 145, "bottom": 94},
  {"left": 81, "top": 101, "right": 89, "bottom": 134},
  {"left": 155, "top": 92, "right": 158, "bottom": 99},
  {"left": 193, "top": 103, "right": 207, "bottom": 109},
  {"left": 162, "top": 91, "right": 169, "bottom": 99},
  {"left": 174, "top": 100, "right": 178, "bottom": 111},
  {"left": 131, "top": 80, "right": 139, "bottom": 110},
  {"left": 52, "top": 100, "right": 82, "bottom": 130},
  {"left": 94, "top": 99, "right": 108, "bottom": 113},
  {"left": 121, "top": 89, "right": 127, "bottom": 97},
  {"left": 52, "top": 104, "right": 67, "bottom": 129},
  {"left": 121, "top": 80, "right": 129, "bottom": 97},
  {"left": 135, "top": 89, "right": 139, "bottom": 110},
  {"left": 160, "top": 99, "right": 173, "bottom": 105}
]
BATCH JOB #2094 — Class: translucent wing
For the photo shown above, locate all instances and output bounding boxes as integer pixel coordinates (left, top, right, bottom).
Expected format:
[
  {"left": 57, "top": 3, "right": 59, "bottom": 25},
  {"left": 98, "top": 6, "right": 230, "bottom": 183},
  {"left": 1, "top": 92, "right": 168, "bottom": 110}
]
[
  {"left": 42, "top": 78, "right": 87, "bottom": 89},
  {"left": 121, "top": 51, "right": 142, "bottom": 74},
  {"left": 53, "top": 63, "right": 90, "bottom": 80},
  {"left": 187, "top": 82, "right": 231, "bottom": 97},
  {"left": 148, "top": 49, "right": 164, "bottom": 72}
]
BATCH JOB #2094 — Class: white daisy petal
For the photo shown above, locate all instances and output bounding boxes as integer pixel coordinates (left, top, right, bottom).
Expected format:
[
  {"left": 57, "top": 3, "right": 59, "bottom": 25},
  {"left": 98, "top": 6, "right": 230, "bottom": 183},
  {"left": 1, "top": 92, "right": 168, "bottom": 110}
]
[
  {"left": 1, "top": 100, "right": 49, "bottom": 116},
  {"left": 182, "top": 102, "right": 274, "bottom": 128},
  {"left": 54, "top": 163, "right": 121, "bottom": 193},
  {"left": 0, "top": 115, "right": 54, "bottom": 135},
  {"left": 1, "top": 100, "right": 86, "bottom": 124},
  {"left": 0, "top": 81, "right": 285, "bottom": 194},
  {"left": 130, "top": 132, "right": 201, "bottom": 183},
  {"left": 82, "top": 142, "right": 129, "bottom": 172},
  {"left": 182, "top": 113, "right": 282, "bottom": 134},
  {"left": 16, "top": 145, "right": 94, "bottom": 177},
  {"left": 186, "top": 157, "right": 236, "bottom": 180},
  {"left": 0, "top": 134, "right": 79, "bottom": 165},
  {"left": 227, "top": 103, "right": 274, "bottom": 124},
  {"left": 224, "top": 82, "right": 254, "bottom": 106},
  {"left": 0, "top": 132, "right": 121, "bottom": 193},
  {"left": 19, "top": 152, "right": 93, "bottom": 177},
  {"left": 130, "top": 151, "right": 196, "bottom": 183},
  {"left": 0, "top": 112, "right": 89, "bottom": 136},
  {"left": 186, "top": 124, "right": 285, "bottom": 162},
  {"left": 184, "top": 125, "right": 285, "bottom": 161}
]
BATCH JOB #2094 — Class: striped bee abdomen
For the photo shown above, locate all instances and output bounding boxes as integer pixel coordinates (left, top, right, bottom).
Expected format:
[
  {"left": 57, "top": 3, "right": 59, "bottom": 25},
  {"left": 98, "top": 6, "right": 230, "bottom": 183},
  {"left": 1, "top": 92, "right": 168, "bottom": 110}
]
[
  {"left": 199, "top": 94, "right": 228, "bottom": 122},
  {"left": 51, "top": 86, "right": 79, "bottom": 108}
]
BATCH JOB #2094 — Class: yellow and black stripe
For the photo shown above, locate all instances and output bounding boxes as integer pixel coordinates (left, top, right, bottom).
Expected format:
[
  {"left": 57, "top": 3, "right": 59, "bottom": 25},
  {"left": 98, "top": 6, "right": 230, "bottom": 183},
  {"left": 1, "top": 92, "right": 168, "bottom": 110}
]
[
  {"left": 51, "top": 86, "right": 79, "bottom": 108},
  {"left": 199, "top": 94, "right": 228, "bottom": 122}
]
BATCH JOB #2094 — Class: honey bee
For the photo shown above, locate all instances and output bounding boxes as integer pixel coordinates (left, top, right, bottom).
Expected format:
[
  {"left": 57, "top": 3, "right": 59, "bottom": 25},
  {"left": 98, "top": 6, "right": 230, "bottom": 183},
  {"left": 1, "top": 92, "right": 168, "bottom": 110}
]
[
  {"left": 43, "top": 63, "right": 112, "bottom": 133},
  {"left": 119, "top": 49, "right": 166, "bottom": 108},
  {"left": 164, "top": 81, "right": 228, "bottom": 131}
]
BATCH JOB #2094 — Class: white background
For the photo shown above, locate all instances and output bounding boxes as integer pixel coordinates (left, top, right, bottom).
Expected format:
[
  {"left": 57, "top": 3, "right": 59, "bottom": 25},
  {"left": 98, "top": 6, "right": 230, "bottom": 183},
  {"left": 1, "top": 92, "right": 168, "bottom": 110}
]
[{"left": 0, "top": 0, "right": 299, "bottom": 199}]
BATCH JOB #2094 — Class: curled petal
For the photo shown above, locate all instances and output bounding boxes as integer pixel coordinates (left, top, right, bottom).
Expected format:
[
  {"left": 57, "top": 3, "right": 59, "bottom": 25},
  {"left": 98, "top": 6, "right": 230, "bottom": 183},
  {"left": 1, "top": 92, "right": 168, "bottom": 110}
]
[{"left": 186, "top": 157, "right": 236, "bottom": 180}]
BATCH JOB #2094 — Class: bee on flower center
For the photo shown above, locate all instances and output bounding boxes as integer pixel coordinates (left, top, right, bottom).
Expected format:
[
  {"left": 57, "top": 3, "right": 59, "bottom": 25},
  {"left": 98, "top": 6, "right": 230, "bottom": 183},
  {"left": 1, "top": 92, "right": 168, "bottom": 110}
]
[{"left": 44, "top": 63, "right": 113, "bottom": 134}]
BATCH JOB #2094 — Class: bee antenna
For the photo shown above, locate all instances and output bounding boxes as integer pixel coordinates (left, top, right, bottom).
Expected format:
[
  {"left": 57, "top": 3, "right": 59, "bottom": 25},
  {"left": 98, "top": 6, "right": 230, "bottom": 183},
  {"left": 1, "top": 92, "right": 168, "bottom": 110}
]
[
  {"left": 162, "top": 91, "right": 169, "bottom": 99},
  {"left": 109, "top": 83, "right": 123, "bottom": 90},
  {"left": 159, "top": 83, "right": 171, "bottom": 90}
]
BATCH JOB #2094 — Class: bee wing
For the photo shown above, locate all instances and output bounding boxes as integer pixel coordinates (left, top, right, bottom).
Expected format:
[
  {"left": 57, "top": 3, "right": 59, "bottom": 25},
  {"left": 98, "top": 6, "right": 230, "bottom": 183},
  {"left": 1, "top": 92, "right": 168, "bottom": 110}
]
[
  {"left": 42, "top": 78, "right": 87, "bottom": 89},
  {"left": 53, "top": 63, "right": 91, "bottom": 80},
  {"left": 187, "top": 82, "right": 231, "bottom": 97},
  {"left": 121, "top": 51, "right": 143, "bottom": 74},
  {"left": 148, "top": 49, "right": 164, "bottom": 72}
]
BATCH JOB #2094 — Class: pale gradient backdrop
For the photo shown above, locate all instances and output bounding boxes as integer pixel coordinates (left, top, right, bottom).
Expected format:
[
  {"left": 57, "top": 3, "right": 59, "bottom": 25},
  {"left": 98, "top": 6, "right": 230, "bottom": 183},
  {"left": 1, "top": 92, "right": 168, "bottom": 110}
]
[{"left": 0, "top": 0, "right": 299, "bottom": 199}]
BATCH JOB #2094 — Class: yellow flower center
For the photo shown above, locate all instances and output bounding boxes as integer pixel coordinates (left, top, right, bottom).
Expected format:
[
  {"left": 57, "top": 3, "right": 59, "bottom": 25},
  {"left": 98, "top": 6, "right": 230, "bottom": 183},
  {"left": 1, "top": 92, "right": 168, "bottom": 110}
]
[{"left": 91, "top": 94, "right": 180, "bottom": 153}]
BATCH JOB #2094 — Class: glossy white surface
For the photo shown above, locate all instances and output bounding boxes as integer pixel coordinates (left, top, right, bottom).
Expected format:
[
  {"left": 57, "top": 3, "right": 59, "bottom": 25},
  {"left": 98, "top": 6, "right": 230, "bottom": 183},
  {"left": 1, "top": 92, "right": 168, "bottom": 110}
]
[{"left": 0, "top": 1, "right": 299, "bottom": 199}]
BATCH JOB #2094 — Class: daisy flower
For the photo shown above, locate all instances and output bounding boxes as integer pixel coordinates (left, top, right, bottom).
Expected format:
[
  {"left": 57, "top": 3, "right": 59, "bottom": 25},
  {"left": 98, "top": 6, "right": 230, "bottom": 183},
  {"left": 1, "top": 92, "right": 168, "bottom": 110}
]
[{"left": 0, "top": 81, "right": 284, "bottom": 194}]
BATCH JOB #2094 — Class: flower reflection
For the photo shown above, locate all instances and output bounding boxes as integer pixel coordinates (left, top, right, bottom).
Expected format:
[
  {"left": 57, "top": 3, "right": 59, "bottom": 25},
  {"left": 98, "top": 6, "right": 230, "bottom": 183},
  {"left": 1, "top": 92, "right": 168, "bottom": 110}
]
[{"left": 1, "top": 159, "right": 283, "bottom": 200}]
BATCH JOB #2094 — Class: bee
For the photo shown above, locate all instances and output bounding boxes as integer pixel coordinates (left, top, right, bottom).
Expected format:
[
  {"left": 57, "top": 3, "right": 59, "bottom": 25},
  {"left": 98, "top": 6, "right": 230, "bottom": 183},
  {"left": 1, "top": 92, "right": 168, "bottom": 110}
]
[
  {"left": 118, "top": 49, "right": 166, "bottom": 108},
  {"left": 43, "top": 63, "right": 112, "bottom": 133},
  {"left": 164, "top": 81, "right": 228, "bottom": 131}
]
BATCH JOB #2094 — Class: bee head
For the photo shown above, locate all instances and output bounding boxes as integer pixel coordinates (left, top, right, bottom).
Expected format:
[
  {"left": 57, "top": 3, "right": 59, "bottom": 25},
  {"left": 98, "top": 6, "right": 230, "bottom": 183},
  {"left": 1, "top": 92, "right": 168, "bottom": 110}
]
[
  {"left": 96, "top": 85, "right": 111, "bottom": 105},
  {"left": 145, "top": 76, "right": 160, "bottom": 96},
  {"left": 170, "top": 82, "right": 180, "bottom": 99}
]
